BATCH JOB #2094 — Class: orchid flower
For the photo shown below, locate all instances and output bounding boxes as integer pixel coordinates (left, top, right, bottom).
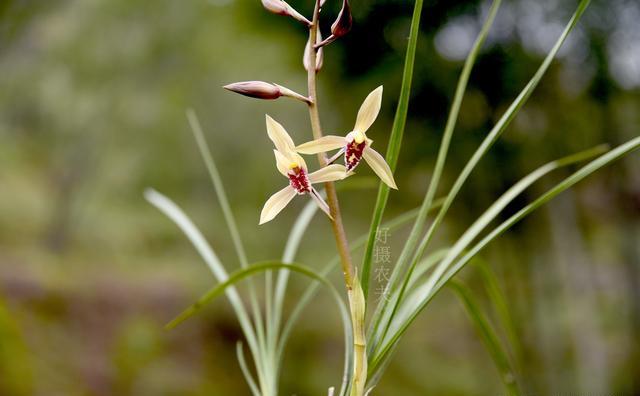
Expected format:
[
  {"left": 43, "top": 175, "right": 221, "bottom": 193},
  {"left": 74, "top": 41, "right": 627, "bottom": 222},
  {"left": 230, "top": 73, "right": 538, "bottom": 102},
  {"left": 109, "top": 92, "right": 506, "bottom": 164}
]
[
  {"left": 295, "top": 86, "right": 398, "bottom": 189},
  {"left": 260, "top": 115, "right": 349, "bottom": 224}
]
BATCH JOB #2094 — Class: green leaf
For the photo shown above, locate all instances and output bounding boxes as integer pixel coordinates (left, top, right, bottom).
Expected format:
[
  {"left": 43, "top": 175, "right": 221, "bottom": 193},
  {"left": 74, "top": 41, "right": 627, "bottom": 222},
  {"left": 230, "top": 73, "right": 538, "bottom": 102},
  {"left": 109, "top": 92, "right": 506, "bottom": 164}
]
[
  {"left": 186, "top": 110, "right": 268, "bottom": 373},
  {"left": 475, "top": 260, "right": 523, "bottom": 367},
  {"left": 236, "top": 342, "right": 261, "bottom": 396},
  {"left": 448, "top": 280, "right": 520, "bottom": 396},
  {"left": 438, "top": 135, "right": 640, "bottom": 294},
  {"left": 166, "top": 261, "right": 335, "bottom": 328},
  {"left": 367, "top": 0, "right": 502, "bottom": 353},
  {"left": 368, "top": 0, "right": 593, "bottom": 373},
  {"left": 408, "top": 0, "right": 592, "bottom": 276},
  {"left": 360, "top": 0, "right": 425, "bottom": 299},
  {"left": 166, "top": 260, "right": 354, "bottom": 396},
  {"left": 144, "top": 189, "right": 258, "bottom": 344},
  {"left": 276, "top": 199, "right": 444, "bottom": 395},
  {"left": 370, "top": 143, "right": 606, "bottom": 373}
]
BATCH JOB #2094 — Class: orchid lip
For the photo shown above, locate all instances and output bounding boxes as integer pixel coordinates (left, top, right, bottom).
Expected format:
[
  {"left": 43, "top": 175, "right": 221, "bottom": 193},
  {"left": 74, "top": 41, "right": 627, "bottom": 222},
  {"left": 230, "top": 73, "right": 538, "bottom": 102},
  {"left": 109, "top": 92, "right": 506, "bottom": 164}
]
[
  {"left": 345, "top": 139, "right": 367, "bottom": 171},
  {"left": 287, "top": 166, "right": 312, "bottom": 194}
]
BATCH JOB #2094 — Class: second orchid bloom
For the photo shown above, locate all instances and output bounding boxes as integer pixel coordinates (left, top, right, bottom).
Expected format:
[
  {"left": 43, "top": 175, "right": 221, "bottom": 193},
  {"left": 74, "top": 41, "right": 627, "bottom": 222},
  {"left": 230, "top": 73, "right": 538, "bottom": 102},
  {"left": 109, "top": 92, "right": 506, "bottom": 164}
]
[
  {"left": 260, "top": 116, "right": 349, "bottom": 224},
  {"left": 296, "top": 86, "right": 397, "bottom": 189},
  {"left": 260, "top": 86, "right": 397, "bottom": 224}
]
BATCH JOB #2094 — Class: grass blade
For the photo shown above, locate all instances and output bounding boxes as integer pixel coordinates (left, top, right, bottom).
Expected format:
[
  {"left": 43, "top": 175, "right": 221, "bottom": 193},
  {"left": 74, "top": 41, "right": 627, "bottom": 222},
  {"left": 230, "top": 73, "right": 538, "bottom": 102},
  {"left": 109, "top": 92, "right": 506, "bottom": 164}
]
[
  {"left": 368, "top": 0, "right": 502, "bottom": 351},
  {"left": 375, "top": 136, "right": 639, "bottom": 372},
  {"left": 186, "top": 110, "right": 249, "bottom": 267},
  {"left": 360, "top": 0, "right": 425, "bottom": 299},
  {"left": 438, "top": 135, "right": 640, "bottom": 294},
  {"left": 449, "top": 280, "right": 520, "bottom": 396},
  {"left": 407, "top": 0, "right": 592, "bottom": 275},
  {"left": 236, "top": 342, "right": 261, "bottom": 396},
  {"left": 166, "top": 261, "right": 337, "bottom": 328},
  {"left": 186, "top": 109, "right": 268, "bottom": 370},
  {"left": 370, "top": 0, "right": 592, "bottom": 368},
  {"left": 144, "top": 189, "right": 261, "bottom": 365},
  {"left": 370, "top": 143, "right": 607, "bottom": 372},
  {"left": 273, "top": 199, "right": 319, "bottom": 341},
  {"left": 276, "top": 200, "right": 444, "bottom": 395},
  {"left": 476, "top": 260, "right": 523, "bottom": 366},
  {"left": 166, "top": 260, "right": 354, "bottom": 396}
]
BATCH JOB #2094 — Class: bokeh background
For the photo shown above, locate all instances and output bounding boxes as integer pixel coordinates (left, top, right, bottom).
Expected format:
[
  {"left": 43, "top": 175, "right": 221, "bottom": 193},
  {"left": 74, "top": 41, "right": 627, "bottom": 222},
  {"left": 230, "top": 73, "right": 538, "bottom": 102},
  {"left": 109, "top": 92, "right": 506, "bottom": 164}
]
[{"left": 1, "top": 0, "right": 639, "bottom": 394}]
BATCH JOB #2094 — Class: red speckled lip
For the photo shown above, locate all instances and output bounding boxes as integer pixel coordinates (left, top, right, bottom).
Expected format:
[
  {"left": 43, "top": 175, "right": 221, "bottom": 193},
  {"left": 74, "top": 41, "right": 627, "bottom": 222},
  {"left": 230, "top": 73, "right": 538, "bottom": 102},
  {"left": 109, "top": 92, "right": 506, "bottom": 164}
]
[
  {"left": 288, "top": 167, "right": 311, "bottom": 194},
  {"left": 345, "top": 140, "right": 366, "bottom": 171}
]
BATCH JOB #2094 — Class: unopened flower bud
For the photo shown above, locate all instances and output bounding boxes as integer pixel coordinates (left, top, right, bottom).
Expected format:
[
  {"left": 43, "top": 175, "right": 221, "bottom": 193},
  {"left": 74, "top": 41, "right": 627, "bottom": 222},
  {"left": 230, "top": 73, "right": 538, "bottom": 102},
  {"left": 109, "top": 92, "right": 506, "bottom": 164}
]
[
  {"left": 223, "top": 81, "right": 282, "bottom": 100},
  {"left": 261, "top": 0, "right": 312, "bottom": 26},
  {"left": 303, "top": 31, "right": 324, "bottom": 73},
  {"left": 224, "top": 81, "right": 312, "bottom": 104},
  {"left": 331, "top": 0, "right": 352, "bottom": 38},
  {"left": 314, "top": 0, "right": 352, "bottom": 49}
]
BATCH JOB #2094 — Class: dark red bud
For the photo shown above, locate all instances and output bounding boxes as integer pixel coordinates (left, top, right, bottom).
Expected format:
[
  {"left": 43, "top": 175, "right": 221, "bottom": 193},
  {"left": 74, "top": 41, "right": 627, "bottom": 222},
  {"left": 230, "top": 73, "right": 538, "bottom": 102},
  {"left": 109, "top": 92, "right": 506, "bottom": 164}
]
[{"left": 330, "top": 0, "right": 352, "bottom": 38}]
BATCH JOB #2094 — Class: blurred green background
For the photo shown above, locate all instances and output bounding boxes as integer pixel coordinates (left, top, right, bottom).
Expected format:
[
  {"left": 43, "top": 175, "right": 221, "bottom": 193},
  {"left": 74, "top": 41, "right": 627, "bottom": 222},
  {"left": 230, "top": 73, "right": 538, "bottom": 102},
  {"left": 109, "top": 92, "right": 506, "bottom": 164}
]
[{"left": 1, "top": 0, "right": 639, "bottom": 394}]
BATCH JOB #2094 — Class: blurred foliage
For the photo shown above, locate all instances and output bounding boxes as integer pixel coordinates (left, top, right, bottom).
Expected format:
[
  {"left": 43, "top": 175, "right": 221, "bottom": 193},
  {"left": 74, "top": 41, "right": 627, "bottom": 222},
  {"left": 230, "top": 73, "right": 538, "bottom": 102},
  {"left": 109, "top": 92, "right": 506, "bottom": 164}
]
[{"left": 0, "top": 0, "right": 639, "bottom": 395}]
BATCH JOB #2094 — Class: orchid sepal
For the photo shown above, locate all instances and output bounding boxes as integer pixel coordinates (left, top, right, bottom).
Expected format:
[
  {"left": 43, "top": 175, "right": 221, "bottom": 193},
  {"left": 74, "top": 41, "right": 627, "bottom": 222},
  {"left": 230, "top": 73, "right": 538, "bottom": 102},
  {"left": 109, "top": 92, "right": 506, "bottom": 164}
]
[
  {"left": 294, "top": 86, "right": 398, "bottom": 189},
  {"left": 260, "top": 116, "right": 352, "bottom": 224}
]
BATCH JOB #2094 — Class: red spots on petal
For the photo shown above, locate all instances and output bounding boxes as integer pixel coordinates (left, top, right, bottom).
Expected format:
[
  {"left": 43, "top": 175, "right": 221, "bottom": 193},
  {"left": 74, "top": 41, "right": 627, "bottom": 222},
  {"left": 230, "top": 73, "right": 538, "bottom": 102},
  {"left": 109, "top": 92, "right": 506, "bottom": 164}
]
[
  {"left": 288, "top": 167, "right": 311, "bottom": 194},
  {"left": 345, "top": 140, "right": 366, "bottom": 171}
]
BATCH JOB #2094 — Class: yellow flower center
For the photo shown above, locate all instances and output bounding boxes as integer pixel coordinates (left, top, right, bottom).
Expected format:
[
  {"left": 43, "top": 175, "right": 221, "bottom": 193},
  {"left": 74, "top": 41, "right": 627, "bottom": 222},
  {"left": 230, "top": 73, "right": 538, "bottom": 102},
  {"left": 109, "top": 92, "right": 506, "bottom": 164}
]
[
  {"left": 353, "top": 131, "right": 365, "bottom": 144},
  {"left": 288, "top": 162, "right": 299, "bottom": 170}
]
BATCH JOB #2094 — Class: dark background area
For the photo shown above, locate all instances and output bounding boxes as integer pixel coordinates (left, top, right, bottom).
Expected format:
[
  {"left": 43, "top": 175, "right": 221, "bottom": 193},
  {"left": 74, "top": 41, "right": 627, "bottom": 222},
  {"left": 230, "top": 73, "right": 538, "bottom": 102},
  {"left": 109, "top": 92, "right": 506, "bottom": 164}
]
[{"left": 0, "top": 0, "right": 639, "bottom": 394}]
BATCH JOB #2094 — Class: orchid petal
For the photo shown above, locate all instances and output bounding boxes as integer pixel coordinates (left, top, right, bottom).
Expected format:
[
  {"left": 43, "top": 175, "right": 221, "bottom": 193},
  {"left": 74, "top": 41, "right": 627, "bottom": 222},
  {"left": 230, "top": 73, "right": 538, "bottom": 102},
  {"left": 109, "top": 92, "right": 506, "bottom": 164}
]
[
  {"left": 308, "top": 164, "right": 349, "bottom": 184},
  {"left": 266, "top": 115, "right": 296, "bottom": 154},
  {"left": 353, "top": 86, "right": 383, "bottom": 134},
  {"left": 296, "top": 135, "right": 346, "bottom": 154},
  {"left": 362, "top": 146, "right": 397, "bottom": 189},
  {"left": 260, "top": 185, "right": 297, "bottom": 224},
  {"left": 274, "top": 150, "right": 290, "bottom": 176},
  {"left": 310, "top": 188, "right": 333, "bottom": 219}
]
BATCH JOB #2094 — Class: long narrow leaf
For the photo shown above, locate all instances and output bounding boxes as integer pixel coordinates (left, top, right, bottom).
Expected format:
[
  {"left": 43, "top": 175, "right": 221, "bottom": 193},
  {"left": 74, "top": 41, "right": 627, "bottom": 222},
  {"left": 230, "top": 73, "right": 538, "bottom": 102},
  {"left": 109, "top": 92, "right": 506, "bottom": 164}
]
[
  {"left": 437, "top": 135, "right": 640, "bottom": 294},
  {"left": 370, "top": 143, "right": 606, "bottom": 371},
  {"left": 144, "top": 189, "right": 261, "bottom": 364},
  {"left": 272, "top": 199, "right": 319, "bottom": 387},
  {"left": 449, "top": 280, "right": 520, "bottom": 396},
  {"left": 360, "top": 0, "right": 425, "bottom": 299},
  {"left": 236, "top": 342, "right": 261, "bottom": 396},
  {"left": 368, "top": 0, "right": 502, "bottom": 352},
  {"left": 407, "top": 0, "right": 592, "bottom": 279},
  {"left": 167, "top": 261, "right": 337, "bottom": 328},
  {"left": 370, "top": 0, "right": 592, "bottom": 370},
  {"left": 166, "top": 260, "right": 354, "bottom": 396},
  {"left": 186, "top": 110, "right": 268, "bottom": 371},
  {"left": 476, "top": 260, "right": 523, "bottom": 366}
]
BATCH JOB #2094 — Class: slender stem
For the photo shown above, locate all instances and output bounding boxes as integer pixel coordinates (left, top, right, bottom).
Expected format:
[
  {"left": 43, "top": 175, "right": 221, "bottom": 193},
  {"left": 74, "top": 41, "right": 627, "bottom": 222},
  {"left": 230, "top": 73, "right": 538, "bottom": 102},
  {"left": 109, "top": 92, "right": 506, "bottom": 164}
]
[
  {"left": 307, "top": 2, "right": 366, "bottom": 394},
  {"left": 307, "top": 0, "right": 354, "bottom": 289}
]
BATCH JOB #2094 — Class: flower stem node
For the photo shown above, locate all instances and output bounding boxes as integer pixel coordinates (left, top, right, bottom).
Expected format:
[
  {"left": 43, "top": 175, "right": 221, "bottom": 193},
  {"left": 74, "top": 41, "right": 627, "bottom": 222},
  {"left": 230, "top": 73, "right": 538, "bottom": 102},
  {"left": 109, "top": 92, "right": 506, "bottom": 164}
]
[
  {"left": 224, "top": 81, "right": 311, "bottom": 104},
  {"left": 261, "top": 0, "right": 312, "bottom": 26},
  {"left": 296, "top": 86, "right": 398, "bottom": 189},
  {"left": 260, "top": 115, "right": 350, "bottom": 224}
]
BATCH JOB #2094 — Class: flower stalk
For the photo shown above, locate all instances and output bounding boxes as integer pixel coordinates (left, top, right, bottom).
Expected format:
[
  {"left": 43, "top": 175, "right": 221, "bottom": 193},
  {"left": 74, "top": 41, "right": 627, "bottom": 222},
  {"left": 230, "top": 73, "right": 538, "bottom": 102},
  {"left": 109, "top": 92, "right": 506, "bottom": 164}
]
[{"left": 306, "top": 0, "right": 367, "bottom": 394}]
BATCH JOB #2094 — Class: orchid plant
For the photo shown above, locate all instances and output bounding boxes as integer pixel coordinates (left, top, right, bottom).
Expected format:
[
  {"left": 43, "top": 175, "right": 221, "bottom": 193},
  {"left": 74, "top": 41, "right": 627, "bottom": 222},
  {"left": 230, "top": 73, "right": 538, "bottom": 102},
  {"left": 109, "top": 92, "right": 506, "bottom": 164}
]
[{"left": 146, "top": 0, "right": 640, "bottom": 395}]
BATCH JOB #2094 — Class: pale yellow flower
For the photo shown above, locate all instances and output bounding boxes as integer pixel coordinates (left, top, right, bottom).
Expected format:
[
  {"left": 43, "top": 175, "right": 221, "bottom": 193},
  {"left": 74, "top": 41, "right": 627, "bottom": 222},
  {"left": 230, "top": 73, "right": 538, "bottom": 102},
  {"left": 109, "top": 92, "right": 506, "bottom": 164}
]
[
  {"left": 260, "top": 115, "right": 349, "bottom": 224},
  {"left": 295, "top": 86, "right": 397, "bottom": 189}
]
